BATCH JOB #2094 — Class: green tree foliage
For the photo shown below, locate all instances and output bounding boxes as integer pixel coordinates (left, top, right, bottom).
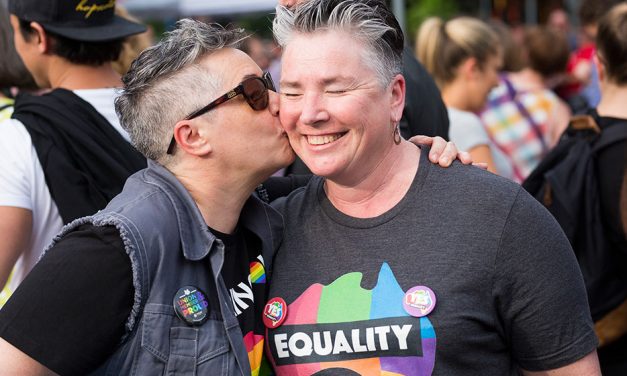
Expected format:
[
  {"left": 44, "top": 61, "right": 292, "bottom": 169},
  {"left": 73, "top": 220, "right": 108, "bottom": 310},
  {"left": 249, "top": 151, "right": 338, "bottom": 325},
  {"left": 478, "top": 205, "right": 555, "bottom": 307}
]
[{"left": 406, "top": 0, "right": 458, "bottom": 44}]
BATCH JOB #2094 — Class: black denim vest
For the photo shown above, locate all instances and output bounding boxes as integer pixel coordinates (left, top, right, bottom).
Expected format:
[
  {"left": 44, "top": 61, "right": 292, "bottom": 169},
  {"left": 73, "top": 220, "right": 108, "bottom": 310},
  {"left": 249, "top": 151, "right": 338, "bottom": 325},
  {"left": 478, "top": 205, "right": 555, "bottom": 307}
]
[{"left": 48, "top": 160, "right": 283, "bottom": 375}]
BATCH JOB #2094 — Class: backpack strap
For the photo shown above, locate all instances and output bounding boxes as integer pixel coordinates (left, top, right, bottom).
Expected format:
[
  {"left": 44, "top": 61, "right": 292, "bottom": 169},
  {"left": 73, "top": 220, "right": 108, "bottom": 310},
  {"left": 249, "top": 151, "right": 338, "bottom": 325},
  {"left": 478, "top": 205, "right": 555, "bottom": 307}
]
[
  {"left": 0, "top": 104, "right": 12, "bottom": 113},
  {"left": 593, "top": 122, "right": 627, "bottom": 152},
  {"left": 503, "top": 78, "right": 549, "bottom": 152}
]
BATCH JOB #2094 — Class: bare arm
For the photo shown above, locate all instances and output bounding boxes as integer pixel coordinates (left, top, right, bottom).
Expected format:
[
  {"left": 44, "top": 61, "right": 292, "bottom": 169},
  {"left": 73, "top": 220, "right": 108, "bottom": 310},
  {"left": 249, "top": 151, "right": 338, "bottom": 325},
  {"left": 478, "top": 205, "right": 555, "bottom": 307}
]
[
  {"left": 549, "top": 100, "right": 571, "bottom": 148},
  {"left": 0, "top": 207, "right": 32, "bottom": 289},
  {"left": 522, "top": 351, "right": 601, "bottom": 376},
  {"left": 0, "top": 337, "right": 58, "bottom": 376}
]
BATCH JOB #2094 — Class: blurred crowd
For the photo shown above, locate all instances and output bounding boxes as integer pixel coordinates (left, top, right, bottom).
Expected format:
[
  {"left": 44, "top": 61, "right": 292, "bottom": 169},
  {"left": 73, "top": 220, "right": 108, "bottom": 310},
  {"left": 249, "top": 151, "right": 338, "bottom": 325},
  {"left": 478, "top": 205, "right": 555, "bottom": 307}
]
[{"left": 0, "top": 0, "right": 625, "bottom": 375}]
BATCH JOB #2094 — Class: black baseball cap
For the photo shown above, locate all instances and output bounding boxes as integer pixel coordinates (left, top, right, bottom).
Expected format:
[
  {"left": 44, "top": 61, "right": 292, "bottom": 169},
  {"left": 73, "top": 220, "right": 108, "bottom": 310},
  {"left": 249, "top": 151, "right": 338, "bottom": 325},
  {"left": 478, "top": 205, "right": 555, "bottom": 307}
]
[{"left": 8, "top": 0, "right": 147, "bottom": 42}]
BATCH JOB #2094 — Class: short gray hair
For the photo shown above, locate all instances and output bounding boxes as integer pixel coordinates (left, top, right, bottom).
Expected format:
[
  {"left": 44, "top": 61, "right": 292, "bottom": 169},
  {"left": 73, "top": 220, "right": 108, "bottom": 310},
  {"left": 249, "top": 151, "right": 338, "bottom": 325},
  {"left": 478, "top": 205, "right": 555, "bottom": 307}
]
[
  {"left": 273, "top": 0, "right": 404, "bottom": 87},
  {"left": 115, "top": 19, "right": 247, "bottom": 163}
]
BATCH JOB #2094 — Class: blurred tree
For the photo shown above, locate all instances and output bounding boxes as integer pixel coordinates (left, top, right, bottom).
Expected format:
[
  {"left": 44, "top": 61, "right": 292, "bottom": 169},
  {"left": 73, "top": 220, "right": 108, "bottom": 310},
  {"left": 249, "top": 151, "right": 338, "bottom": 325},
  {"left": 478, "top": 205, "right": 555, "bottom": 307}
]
[
  {"left": 236, "top": 14, "right": 274, "bottom": 39},
  {"left": 406, "top": 0, "right": 459, "bottom": 44}
]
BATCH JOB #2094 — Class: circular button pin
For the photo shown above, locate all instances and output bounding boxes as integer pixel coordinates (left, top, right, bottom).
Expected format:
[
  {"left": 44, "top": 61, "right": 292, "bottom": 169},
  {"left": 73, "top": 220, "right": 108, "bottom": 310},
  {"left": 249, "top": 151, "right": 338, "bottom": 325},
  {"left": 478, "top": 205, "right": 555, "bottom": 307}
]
[
  {"left": 403, "top": 285, "right": 437, "bottom": 317},
  {"left": 263, "top": 297, "right": 287, "bottom": 328},
  {"left": 173, "top": 286, "right": 209, "bottom": 326}
]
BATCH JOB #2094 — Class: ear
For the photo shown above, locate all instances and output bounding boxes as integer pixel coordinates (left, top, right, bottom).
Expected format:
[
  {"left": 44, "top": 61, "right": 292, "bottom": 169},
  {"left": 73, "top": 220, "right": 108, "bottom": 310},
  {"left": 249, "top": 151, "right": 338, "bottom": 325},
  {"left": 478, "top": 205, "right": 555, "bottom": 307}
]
[
  {"left": 389, "top": 74, "right": 406, "bottom": 123},
  {"left": 460, "top": 57, "right": 480, "bottom": 79},
  {"left": 172, "top": 119, "right": 213, "bottom": 157},
  {"left": 29, "top": 22, "right": 50, "bottom": 54}
]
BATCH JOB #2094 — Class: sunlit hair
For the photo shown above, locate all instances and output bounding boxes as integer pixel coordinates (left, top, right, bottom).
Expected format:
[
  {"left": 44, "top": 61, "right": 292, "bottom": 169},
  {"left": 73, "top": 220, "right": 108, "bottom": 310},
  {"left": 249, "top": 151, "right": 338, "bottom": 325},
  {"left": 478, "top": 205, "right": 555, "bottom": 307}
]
[
  {"left": 596, "top": 2, "right": 627, "bottom": 85},
  {"left": 115, "top": 19, "right": 247, "bottom": 164},
  {"left": 524, "top": 26, "right": 569, "bottom": 78},
  {"left": 273, "top": 0, "right": 404, "bottom": 87},
  {"left": 415, "top": 16, "right": 500, "bottom": 88}
]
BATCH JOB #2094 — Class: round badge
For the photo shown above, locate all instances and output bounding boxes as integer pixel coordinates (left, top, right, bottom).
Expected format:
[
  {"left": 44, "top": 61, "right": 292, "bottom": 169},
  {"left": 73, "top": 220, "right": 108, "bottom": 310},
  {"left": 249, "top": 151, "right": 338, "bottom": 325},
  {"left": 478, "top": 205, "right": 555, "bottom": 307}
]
[
  {"left": 403, "top": 285, "right": 437, "bottom": 317},
  {"left": 263, "top": 297, "right": 287, "bottom": 328},
  {"left": 173, "top": 286, "right": 210, "bottom": 326}
]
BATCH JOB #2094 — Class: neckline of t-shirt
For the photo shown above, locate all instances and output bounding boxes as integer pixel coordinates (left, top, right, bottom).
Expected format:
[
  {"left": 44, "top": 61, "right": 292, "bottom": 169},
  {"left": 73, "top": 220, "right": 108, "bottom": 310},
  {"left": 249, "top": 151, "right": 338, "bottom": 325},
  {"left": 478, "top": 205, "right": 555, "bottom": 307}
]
[
  {"left": 596, "top": 114, "right": 627, "bottom": 130},
  {"left": 209, "top": 225, "right": 241, "bottom": 247},
  {"left": 316, "top": 146, "right": 430, "bottom": 229}
]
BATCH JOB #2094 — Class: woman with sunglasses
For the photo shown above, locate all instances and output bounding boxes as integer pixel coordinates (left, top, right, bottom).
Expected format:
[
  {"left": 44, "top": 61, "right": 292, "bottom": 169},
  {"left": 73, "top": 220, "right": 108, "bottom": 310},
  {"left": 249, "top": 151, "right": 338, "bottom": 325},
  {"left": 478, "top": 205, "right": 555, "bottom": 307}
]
[{"left": 0, "top": 18, "right": 465, "bottom": 376}]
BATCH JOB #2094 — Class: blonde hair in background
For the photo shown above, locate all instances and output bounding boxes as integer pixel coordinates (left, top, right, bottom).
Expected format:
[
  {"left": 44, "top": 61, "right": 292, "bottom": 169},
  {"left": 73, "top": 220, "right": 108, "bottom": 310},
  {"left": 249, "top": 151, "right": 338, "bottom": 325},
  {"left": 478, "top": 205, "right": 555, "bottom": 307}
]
[
  {"left": 415, "top": 16, "right": 500, "bottom": 88},
  {"left": 112, "top": 5, "right": 154, "bottom": 76}
]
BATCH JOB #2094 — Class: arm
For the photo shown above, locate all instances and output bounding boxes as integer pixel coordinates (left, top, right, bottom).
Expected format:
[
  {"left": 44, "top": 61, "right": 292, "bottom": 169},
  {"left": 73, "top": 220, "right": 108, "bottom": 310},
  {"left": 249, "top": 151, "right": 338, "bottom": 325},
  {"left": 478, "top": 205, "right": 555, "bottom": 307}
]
[
  {"left": 0, "top": 338, "right": 58, "bottom": 376},
  {"left": 522, "top": 351, "right": 600, "bottom": 376},
  {"left": 548, "top": 100, "right": 571, "bottom": 147},
  {"left": 495, "top": 190, "right": 599, "bottom": 373},
  {"left": 0, "top": 225, "right": 133, "bottom": 375},
  {"left": 0, "top": 207, "right": 32, "bottom": 289}
]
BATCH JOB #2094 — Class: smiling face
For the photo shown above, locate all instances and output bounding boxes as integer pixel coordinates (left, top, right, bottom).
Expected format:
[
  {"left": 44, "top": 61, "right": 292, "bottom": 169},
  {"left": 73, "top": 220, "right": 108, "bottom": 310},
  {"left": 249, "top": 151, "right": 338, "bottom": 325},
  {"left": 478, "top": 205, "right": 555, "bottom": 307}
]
[{"left": 279, "top": 31, "right": 403, "bottom": 183}]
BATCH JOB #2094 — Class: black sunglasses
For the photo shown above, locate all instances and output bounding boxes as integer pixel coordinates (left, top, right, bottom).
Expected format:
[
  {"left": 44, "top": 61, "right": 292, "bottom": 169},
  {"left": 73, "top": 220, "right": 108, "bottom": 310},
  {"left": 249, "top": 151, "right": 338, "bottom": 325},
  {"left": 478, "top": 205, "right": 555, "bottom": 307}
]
[{"left": 166, "top": 71, "right": 276, "bottom": 154}]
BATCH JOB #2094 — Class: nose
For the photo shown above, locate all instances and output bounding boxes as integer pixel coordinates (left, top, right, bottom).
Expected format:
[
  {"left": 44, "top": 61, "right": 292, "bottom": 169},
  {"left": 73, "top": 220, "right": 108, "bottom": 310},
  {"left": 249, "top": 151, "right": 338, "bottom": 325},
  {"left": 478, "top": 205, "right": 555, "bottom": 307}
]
[{"left": 299, "top": 92, "right": 329, "bottom": 126}]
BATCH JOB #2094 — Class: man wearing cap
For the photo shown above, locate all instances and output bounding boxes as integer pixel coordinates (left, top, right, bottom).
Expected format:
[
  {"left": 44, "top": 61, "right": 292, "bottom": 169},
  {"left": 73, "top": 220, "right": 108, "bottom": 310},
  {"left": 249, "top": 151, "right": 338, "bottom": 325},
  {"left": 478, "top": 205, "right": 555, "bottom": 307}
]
[{"left": 0, "top": 0, "right": 146, "bottom": 304}]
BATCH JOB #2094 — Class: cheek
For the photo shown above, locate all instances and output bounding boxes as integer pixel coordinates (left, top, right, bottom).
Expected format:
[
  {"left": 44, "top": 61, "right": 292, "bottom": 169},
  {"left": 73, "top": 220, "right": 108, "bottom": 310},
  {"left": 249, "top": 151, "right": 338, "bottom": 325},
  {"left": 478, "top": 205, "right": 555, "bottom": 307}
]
[{"left": 278, "top": 99, "right": 299, "bottom": 132}]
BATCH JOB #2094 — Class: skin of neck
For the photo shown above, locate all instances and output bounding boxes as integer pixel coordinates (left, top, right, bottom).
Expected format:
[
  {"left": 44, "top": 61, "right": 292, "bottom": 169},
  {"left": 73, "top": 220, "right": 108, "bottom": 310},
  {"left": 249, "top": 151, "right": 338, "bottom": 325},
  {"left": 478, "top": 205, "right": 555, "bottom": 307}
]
[
  {"left": 597, "top": 79, "right": 627, "bottom": 119},
  {"left": 45, "top": 56, "right": 122, "bottom": 90},
  {"left": 508, "top": 68, "right": 546, "bottom": 90},
  {"left": 441, "top": 80, "right": 470, "bottom": 111},
  {"left": 169, "top": 157, "right": 267, "bottom": 234},
  {"left": 325, "top": 139, "right": 420, "bottom": 218}
]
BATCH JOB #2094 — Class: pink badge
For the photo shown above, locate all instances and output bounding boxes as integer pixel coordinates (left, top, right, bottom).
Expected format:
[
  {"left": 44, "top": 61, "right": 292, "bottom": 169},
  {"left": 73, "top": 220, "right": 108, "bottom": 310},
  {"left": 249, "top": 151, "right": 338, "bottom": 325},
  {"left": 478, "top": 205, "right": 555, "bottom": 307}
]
[
  {"left": 403, "top": 286, "right": 437, "bottom": 317},
  {"left": 263, "top": 297, "right": 287, "bottom": 328}
]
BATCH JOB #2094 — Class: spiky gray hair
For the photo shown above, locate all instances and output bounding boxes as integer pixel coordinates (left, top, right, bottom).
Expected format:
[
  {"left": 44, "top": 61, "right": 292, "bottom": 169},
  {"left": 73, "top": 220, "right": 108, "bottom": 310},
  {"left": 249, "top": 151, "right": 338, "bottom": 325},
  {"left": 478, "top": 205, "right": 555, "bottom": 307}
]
[
  {"left": 115, "top": 19, "right": 248, "bottom": 164},
  {"left": 273, "top": 0, "right": 404, "bottom": 86}
]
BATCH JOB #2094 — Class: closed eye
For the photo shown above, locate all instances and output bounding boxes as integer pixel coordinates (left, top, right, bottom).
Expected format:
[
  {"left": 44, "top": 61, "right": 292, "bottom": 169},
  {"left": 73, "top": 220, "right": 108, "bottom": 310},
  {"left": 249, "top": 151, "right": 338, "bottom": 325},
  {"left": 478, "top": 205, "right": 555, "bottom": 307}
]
[{"left": 281, "top": 92, "right": 302, "bottom": 98}]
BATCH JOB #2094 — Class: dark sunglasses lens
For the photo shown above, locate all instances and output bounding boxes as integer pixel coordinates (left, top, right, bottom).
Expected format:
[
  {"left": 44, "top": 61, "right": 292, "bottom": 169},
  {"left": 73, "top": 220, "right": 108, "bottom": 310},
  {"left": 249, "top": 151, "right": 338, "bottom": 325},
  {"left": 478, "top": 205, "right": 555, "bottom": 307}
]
[{"left": 242, "top": 78, "right": 268, "bottom": 110}]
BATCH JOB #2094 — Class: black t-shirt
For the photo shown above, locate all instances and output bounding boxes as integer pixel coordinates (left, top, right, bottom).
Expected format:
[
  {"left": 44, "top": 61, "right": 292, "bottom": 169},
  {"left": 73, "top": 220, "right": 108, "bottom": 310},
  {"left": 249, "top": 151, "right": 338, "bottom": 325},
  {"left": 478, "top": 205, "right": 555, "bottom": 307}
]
[
  {"left": 596, "top": 115, "right": 627, "bottom": 248},
  {"left": 211, "top": 226, "right": 268, "bottom": 372},
  {"left": 595, "top": 115, "right": 627, "bottom": 374},
  {"left": 0, "top": 223, "right": 268, "bottom": 375},
  {"left": 0, "top": 224, "right": 133, "bottom": 375}
]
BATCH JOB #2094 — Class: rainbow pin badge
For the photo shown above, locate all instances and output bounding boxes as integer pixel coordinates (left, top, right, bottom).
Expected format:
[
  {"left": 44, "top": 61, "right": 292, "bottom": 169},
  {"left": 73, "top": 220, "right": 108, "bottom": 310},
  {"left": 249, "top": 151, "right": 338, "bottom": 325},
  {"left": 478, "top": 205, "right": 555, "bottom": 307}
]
[
  {"left": 249, "top": 261, "right": 266, "bottom": 284},
  {"left": 263, "top": 297, "right": 287, "bottom": 328},
  {"left": 173, "top": 286, "right": 209, "bottom": 326},
  {"left": 403, "top": 285, "right": 437, "bottom": 318}
]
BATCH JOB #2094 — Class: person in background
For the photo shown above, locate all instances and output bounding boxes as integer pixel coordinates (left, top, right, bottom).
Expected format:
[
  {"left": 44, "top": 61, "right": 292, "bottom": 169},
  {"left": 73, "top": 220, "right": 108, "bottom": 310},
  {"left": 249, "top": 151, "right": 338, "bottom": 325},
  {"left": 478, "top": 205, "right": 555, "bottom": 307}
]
[
  {"left": 0, "top": 0, "right": 146, "bottom": 306},
  {"left": 557, "top": 0, "right": 621, "bottom": 113},
  {"left": 480, "top": 26, "right": 571, "bottom": 183},
  {"left": 0, "top": 0, "right": 37, "bottom": 307},
  {"left": 240, "top": 34, "right": 271, "bottom": 71},
  {"left": 112, "top": 5, "right": 154, "bottom": 76},
  {"left": 417, "top": 16, "right": 504, "bottom": 175},
  {"left": 547, "top": 7, "right": 579, "bottom": 52},
  {"left": 587, "top": 3, "right": 627, "bottom": 374},
  {"left": 0, "top": 0, "right": 35, "bottom": 120},
  {"left": 267, "top": 0, "right": 600, "bottom": 374}
]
